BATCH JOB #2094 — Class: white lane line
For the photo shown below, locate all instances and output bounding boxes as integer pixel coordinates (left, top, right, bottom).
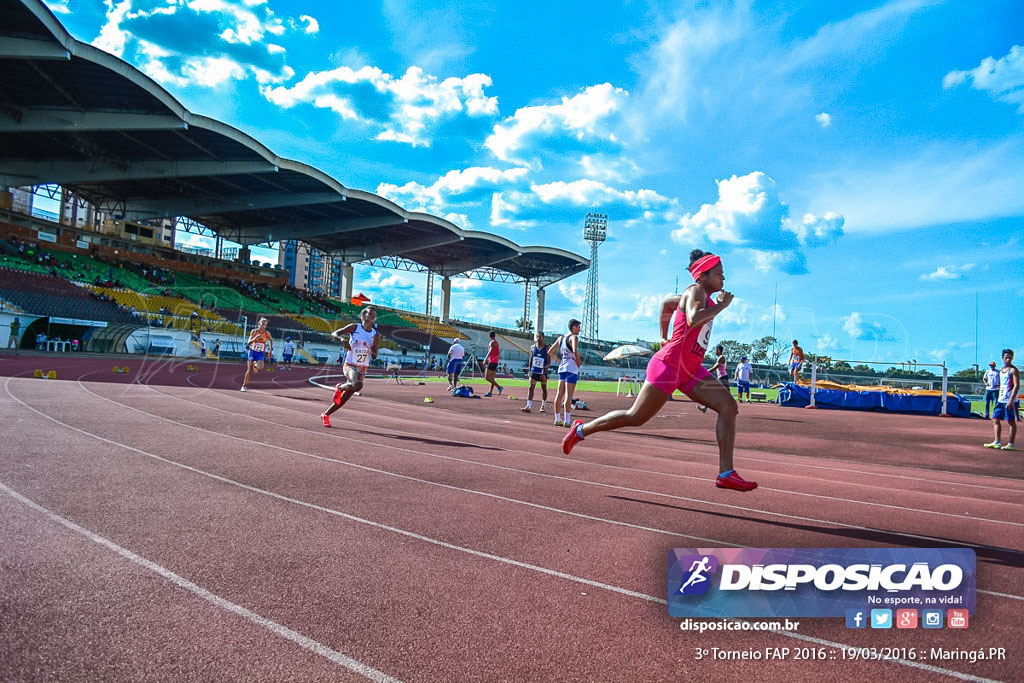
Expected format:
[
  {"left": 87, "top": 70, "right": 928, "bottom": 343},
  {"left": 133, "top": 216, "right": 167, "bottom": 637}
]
[
  {"left": 3, "top": 380, "right": 1000, "bottom": 683},
  {"left": 65, "top": 375, "right": 1024, "bottom": 600},
  {"left": 270, "top": 377, "right": 1024, "bottom": 497},
  {"left": 307, "top": 377, "right": 1024, "bottom": 492},
  {"left": 13, "top": 373, "right": 1024, "bottom": 602},
  {"left": 0, "top": 481, "right": 401, "bottom": 683},
  {"left": 108, "top": 377, "right": 1024, "bottom": 547}
]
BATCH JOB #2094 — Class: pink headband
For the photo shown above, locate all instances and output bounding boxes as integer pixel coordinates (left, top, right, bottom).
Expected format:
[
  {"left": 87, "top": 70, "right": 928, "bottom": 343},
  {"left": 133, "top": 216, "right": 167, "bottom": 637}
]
[{"left": 689, "top": 254, "right": 721, "bottom": 281}]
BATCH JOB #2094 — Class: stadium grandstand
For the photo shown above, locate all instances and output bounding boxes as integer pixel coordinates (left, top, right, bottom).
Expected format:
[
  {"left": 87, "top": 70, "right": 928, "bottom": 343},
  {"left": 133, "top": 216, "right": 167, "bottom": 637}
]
[{"left": 0, "top": 0, "right": 624, "bottom": 372}]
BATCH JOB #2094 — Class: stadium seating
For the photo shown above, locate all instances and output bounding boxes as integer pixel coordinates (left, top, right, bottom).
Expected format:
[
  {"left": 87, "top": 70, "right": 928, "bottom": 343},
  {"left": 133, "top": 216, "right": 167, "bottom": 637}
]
[{"left": 0, "top": 269, "right": 136, "bottom": 323}]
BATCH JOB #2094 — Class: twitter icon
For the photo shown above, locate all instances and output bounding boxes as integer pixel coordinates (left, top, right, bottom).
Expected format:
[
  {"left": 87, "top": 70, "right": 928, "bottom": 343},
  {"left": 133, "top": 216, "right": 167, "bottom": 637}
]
[{"left": 870, "top": 609, "right": 892, "bottom": 629}]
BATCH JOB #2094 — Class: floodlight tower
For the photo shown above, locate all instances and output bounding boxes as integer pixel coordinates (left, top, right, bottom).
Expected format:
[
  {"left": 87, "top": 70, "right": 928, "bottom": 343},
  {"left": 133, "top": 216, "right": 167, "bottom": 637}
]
[{"left": 582, "top": 212, "right": 607, "bottom": 342}]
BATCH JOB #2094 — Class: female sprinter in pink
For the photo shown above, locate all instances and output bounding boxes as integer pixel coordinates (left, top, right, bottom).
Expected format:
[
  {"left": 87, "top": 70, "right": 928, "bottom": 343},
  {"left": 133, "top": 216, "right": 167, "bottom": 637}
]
[
  {"left": 561, "top": 250, "right": 757, "bottom": 492},
  {"left": 321, "top": 307, "right": 379, "bottom": 427}
]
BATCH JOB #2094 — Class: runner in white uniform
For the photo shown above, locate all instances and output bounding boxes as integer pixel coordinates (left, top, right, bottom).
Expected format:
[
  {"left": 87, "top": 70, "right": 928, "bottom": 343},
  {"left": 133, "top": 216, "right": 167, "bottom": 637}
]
[{"left": 321, "top": 307, "right": 378, "bottom": 427}]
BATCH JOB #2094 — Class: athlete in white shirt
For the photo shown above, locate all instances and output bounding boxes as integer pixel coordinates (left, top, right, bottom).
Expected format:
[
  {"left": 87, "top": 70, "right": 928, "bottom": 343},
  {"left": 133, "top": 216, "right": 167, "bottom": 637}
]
[
  {"left": 983, "top": 361, "right": 1000, "bottom": 419},
  {"left": 984, "top": 349, "right": 1019, "bottom": 451},
  {"left": 281, "top": 337, "right": 296, "bottom": 370},
  {"left": 734, "top": 356, "right": 753, "bottom": 403},
  {"left": 446, "top": 339, "right": 466, "bottom": 391},
  {"left": 321, "top": 307, "right": 379, "bottom": 427}
]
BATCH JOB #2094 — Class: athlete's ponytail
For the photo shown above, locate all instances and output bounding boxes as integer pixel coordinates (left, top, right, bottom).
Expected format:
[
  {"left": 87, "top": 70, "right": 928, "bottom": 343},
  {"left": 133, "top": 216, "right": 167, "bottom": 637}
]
[{"left": 689, "top": 249, "right": 713, "bottom": 267}]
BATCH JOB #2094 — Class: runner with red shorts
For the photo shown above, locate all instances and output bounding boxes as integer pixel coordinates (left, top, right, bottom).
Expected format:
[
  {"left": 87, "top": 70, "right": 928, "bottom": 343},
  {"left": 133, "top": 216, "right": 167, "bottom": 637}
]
[
  {"left": 561, "top": 249, "right": 757, "bottom": 492},
  {"left": 321, "top": 307, "right": 378, "bottom": 427}
]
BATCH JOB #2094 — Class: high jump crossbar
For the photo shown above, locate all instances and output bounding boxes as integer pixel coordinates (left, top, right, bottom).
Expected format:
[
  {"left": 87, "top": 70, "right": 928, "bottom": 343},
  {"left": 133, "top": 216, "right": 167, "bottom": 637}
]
[{"left": 807, "top": 359, "right": 950, "bottom": 416}]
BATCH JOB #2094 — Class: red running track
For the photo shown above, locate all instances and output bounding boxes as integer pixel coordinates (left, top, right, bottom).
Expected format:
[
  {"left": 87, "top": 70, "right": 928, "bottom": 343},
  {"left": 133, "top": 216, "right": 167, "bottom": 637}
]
[{"left": 1, "top": 354, "right": 1021, "bottom": 682}]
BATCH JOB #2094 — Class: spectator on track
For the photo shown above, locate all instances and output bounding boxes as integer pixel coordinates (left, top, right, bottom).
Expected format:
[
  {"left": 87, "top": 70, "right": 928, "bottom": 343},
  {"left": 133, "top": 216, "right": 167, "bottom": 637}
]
[
  {"left": 735, "top": 356, "right": 753, "bottom": 403},
  {"left": 446, "top": 338, "right": 466, "bottom": 392},
  {"left": 8, "top": 316, "right": 21, "bottom": 353},
  {"left": 984, "top": 361, "right": 1000, "bottom": 419},
  {"left": 282, "top": 336, "right": 295, "bottom": 370}
]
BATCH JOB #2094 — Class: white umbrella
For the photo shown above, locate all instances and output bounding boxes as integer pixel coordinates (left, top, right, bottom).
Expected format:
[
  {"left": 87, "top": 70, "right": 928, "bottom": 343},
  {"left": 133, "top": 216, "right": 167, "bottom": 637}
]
[{"left": 604, "top": 344, "right": 652, "bottom": 371}]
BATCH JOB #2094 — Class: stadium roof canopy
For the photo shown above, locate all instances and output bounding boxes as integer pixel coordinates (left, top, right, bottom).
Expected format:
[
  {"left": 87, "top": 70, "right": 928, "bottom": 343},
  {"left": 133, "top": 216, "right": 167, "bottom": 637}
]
[{"left": 0, "top": 0, "right": 589, "bottom": 286}]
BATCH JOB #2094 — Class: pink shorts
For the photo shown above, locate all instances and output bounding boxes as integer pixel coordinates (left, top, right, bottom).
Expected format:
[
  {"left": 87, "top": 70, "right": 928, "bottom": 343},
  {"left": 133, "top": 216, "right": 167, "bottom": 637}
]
[{"left": 645, "top": 357, "right": 712, "bottom": 397}]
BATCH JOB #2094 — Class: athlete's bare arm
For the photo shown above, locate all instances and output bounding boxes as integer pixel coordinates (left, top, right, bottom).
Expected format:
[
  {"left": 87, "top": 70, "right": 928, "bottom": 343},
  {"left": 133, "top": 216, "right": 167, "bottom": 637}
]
[
  {"left": 683, "top": 286, "right": 733, "bottom": 329},
  {"left": 659, "top": 295, "right": 683, "bottom": 341},
  {"left": 547, "top": 336, "right": 563, "bottom": 360},
  {"left": 331, "top": 324, "right": 357, "bottom": 350}
]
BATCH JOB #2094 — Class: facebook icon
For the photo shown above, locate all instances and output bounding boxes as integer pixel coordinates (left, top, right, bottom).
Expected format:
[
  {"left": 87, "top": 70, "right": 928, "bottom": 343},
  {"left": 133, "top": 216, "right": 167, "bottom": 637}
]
[{"left": 845, "top": 609, "right": 867, "bottom": 629}]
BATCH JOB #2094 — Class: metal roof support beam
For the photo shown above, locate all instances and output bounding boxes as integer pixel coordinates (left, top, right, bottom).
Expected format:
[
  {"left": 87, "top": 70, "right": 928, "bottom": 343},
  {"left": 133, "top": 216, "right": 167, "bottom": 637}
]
[
  {"left": 0, "top": 110, "right": 188, "bottom": 132},
  {"left": 338, "top": 233, "right": 462, "bottom": 263},
  {"left": 0, "top": 38, "right": 71, "bottom": 60},
  {"left": 121, "top": 191, "right": 345, "bottom": 220},
  {"left": 535, "top": 265, "right": 589, "bottom": 289},
  {"left": 230, "top": 214, "right": 406, "bottom": 242},
  {"left": 435, "top": 251, "right": 519, "bottom": 278},
  {"left": 0, "top": 159, "right": 278, "bottom": 186}
]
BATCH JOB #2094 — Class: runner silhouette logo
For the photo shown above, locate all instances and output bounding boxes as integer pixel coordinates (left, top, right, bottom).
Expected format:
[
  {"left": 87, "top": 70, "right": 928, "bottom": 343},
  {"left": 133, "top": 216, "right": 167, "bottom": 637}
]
[{"left": 677, "top": 555, "right": 719, "bottom": 596}]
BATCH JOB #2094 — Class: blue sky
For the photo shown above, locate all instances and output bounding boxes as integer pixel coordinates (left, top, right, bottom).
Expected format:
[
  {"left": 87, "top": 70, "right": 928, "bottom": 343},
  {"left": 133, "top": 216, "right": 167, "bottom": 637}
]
[{"left": 45, "top": 0, "right": 1024, "bottom": 371}]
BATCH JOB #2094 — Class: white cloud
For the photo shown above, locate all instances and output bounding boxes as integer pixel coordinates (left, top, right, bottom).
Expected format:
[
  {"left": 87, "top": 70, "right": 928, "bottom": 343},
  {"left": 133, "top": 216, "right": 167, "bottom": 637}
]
[
  {"left": 944, "top": 44, "right": 1024, "bottom": 112},
  {"left": 607, "top": 293, "right": 672, "bottom": 322},
  {"left": 263, "top": 66, "right": 497, "bottom": 147},
  {"left": 784, "top": 212, "right": 845, "bottom": 246},
  {"left": 919, "top": 266, "right": 960, "bottom": 281},
  {"left": 484, "top": 83, "right": 628, "bottom": 164},
  {"left": 635, "top": 1, "right": 929, "bottom": 127},
  {"left": 489, "top": 191, "right": 538, "bottom": 229},
  {"left": 579, "top": 155, "right": 641, "bottom": 183},
  {"left": 557, "top": 282, "right": 586, "bottom": 306},
  {"left": 443, "top": 212, "right": 471, "bottom": 228},
  {"left": 365, "top": 270, "right": 415, "bottom": 290},
  {"left": 743, "top": 249, "right": 808, "bottom": 275},
  {"left": 377, "top": 166, "right": 529, "bottom": 214},
  {"left": 43, "top": 0, "right": 71, "bottom": 14},
  {"left": 531, "top": 179, "right": 671, "bottom": 209},
  {"left": 298, "top": 14, "right": 319, "bottom": 34},
  {"left": 716, "top": 298, "right": 750, "bottom": 327},
  {"left": 672, "top": 172, "right": 790, "bottom": 247},
  {"left": 759, "top": 304, "right": 786, "bottom": 324},
  {"left": 803, "top": 140, "right": 1024, "bottom": 233},
  {"left": 815, "top": 112, "right": 832, "bottom": 127},
  {"left": 451, "top": 278, "right": 483, "bottom": 291},
  {"left": 671, "top": 172, "right": 836, "bottom": 275},
  {"left": 92, "top": 0, "right": 301, "bottom": 87},
  {"left": 815, "top": 332, "right": 842, "bottom": 352},
  {"left": 842, "top": 312, "right": 894, "bottom": 341}
]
